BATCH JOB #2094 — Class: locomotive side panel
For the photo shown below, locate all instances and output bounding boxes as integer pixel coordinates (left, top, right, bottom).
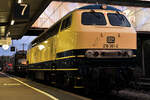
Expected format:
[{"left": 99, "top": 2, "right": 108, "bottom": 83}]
[
  {"left": 38, "top": 37, "right": 57, "bottom": 62},
  {"left": 55, "top": 14, "right": 77, "bottom": 54},
  {"left": 27, "top": 36, "right": 57, "bottom": 64}
]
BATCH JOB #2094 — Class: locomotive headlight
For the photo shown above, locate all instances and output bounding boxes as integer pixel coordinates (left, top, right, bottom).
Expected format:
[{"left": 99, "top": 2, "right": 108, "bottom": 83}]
[
  {"left": 93, "top": 51, "right": 99, "bottom": 57},
  {"left": 2, "top": 45, "right": 9, "bottom": 50},
  {"left": 127, "top": 50, "right": 133, "bottom": 56},
  {"left": 85, "top": 50, "right": 101, "bottom": 58},
  {"left": 124, "top": 51, "right": 128, "bottom": 56},
  {"left": 122, "top": 50, "right": 133, "bottom": 57},
  {"left": 85, "top": 50, "right": 94, "bottom": 58}
]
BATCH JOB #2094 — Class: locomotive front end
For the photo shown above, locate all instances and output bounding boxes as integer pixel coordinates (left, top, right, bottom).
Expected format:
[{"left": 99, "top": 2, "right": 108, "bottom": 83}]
[{"left": 72, "top": 7, "right": 137, "bottom": 91}]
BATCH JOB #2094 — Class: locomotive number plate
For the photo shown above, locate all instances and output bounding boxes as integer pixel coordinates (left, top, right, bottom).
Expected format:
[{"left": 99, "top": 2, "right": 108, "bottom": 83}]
[
  {"left": 107, "top": 36, "right": 115, "bottom": 43},
  {"left": 103, "top": 43, "right": 118, "bottom": 48}
]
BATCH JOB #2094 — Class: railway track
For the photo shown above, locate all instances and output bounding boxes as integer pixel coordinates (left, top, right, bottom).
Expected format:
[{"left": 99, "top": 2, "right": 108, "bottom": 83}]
[
  {"left": 118, "top": 89, "right": 150, "bottom": 100},
  {"left": 74, "top": 84, "right": 150, "bottom": 100},
  {"left": 114, "top": 78, "right": 150, "bottom": 100}
]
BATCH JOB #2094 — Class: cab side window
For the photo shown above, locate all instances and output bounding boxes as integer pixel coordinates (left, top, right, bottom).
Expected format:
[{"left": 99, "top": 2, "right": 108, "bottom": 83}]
[{"left": 61, "top": 15, "right": 72, "bottom": 31}]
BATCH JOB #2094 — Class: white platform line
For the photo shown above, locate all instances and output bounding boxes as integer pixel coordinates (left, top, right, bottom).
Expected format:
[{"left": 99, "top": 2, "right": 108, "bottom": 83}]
[{"left": 1, "top": 72, "right": 59, "bottom": 100}]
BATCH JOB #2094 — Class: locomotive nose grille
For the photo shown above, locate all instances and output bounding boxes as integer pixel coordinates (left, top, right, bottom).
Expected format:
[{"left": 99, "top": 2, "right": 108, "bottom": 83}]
[
  {"left": 101, "top": 52, "right": 119, "bottom": 56},
  {"left": 85, "top": 50, "right": 134, "bottom": 58}
]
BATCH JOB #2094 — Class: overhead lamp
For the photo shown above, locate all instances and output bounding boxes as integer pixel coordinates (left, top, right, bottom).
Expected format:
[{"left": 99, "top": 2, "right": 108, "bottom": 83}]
[
  {"left": 44, "top": 41, "right": 48, "bottom": 43},
  {"left": 11, "top": 20, "right": 15, "bottom": 25},
  {"left": 7, "top": 32, "right": 10, "bottom": 35},
  {"left": 18, "top": 0, "right": 23, "bottom": 4},
  {"left": 7, "top": 32, "right": 10, "bottom": 37},
  {"left": 2, "top": 45, "right": 9, "bottom": 50}
]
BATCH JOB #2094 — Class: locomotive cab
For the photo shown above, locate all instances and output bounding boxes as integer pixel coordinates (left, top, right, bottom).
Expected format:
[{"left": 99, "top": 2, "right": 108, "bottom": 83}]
[
  {"left": 69, "top": 5, "right": 137, "bottom": 91},
  {"left": 71, "top": 7, "right": 136, "bottom": 59}
]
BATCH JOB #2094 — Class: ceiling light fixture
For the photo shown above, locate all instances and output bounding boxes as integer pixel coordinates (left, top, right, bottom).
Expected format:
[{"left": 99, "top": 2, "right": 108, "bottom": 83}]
[
  {"left": 18, "top": 0, "right": 23, "bottom": 4},
  {"left": 11, "top": 20, "right": 15, "bottom": 25},
  {"left": 7, "top": 32, "right": 10, "bottom": 37},
  {"left": 44, "top": 41, "right": 48, "bottom": 43},
  {"left": 2, "top": 45, "right": 9, "bottom": 50}
]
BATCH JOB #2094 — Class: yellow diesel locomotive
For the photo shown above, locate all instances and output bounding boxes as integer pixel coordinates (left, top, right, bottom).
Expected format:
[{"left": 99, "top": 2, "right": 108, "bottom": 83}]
[{"left": 27, "top": 4, "right": 137, "bottom": 92}]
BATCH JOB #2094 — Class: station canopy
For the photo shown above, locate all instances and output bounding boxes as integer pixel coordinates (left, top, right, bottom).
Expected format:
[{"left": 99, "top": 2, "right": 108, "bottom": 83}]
[
  {"left": 32, "top": 1, "right": 150, "bottom": 32},
  {"left": 0, "top": 0, "right": 51, "bottom": 39},
  {"left": 0, "top": 0, "right": 150, "bottom": 40}
]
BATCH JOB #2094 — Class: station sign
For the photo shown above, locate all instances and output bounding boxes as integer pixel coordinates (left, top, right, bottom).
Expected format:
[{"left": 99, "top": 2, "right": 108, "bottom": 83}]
[
  {"left": 10, "top": 46, "right": 15, "bottom": 52},
  {"left": 13, "top": 3, "right": 30, "bottom": 20},
  {"left": 0, "top": 37, "right": 11, "bottom": 45}
]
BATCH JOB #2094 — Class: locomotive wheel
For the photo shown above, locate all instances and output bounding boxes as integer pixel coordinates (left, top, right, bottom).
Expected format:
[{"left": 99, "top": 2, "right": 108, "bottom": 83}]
[
  {"left": 83, "top": 77, "right": 92, "bottom": 95},
  {"left": 83, "top": 68, "right": 113, "bottom": 94},
  {"left": 28, "top": 71, "right": 35, "bottom": 80},
  {"left": 63, "top": 72, "right": 74, "bottom": 90}
]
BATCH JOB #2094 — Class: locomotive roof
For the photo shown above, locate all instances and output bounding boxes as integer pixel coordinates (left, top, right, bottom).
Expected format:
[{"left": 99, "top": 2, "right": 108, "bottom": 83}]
[
  {"left": 78, "top": 4, "right": 121, "bottom": 11},
  {"left": 31, "top": 5, "right": 121, "bottom": 47}
]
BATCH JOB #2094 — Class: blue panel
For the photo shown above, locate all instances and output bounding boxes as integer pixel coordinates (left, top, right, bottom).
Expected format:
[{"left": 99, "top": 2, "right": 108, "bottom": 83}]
[{"left": 78, "top": 4, "right": 121, "bottom": 11}]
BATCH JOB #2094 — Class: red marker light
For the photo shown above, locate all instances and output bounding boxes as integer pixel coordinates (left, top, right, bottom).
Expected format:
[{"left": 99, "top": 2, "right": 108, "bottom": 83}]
[{"left": 8, "top": 64, "right": 12, "bottom": 67}]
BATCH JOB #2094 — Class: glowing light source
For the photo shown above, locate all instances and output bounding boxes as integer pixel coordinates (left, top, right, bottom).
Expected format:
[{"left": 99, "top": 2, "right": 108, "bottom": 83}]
[
  {"left": 44, "top": 41, "right": 48, "bottom": 43},
  {"left": 18, "top": 0, "right": 23, "bottom": 4},
  {"left": 8, "top": 64, "right": 13, "bottom": 67},
  {"left": 2, "top": 45, "right": 9, "bottom": 50},
  {"left": 11, "top": 20, "right": 15, "bottom": 25},
  {"left": 7, "top": 32, "right": 10, "bottom": 37}
]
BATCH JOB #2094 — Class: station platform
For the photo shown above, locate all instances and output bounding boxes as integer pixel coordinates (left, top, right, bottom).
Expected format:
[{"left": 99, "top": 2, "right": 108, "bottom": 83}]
[{"left": 0, "top": 72, "right": 91, "bottom": 100}]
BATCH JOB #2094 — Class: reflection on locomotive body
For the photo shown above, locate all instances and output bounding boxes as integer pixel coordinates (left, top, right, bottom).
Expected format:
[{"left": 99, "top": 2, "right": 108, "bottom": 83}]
[{"left": 27, "top": 4, "right": 137, "bottom": 92}]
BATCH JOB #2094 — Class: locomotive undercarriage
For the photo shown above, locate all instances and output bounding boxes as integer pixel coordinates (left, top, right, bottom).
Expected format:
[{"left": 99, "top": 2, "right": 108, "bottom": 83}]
[
  {"left": 76, "top": 57, "right": 136, "bottom": 92},
  {"left": 27, "top": 57, "right": 136, "bottom": 93}
]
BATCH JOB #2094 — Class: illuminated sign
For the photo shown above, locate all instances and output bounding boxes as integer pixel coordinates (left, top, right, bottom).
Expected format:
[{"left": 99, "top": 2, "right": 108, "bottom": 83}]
[{"left": 13, "top": 3, "right": 30, "bottom": 19}]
